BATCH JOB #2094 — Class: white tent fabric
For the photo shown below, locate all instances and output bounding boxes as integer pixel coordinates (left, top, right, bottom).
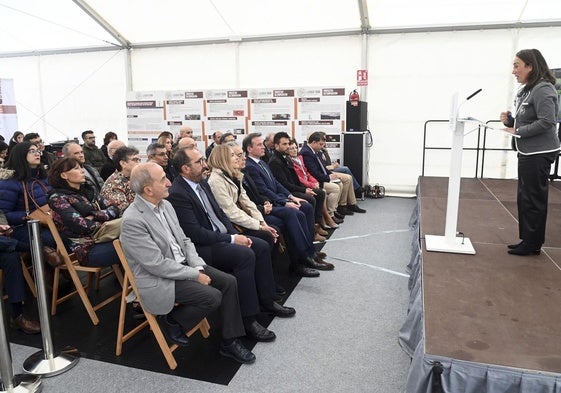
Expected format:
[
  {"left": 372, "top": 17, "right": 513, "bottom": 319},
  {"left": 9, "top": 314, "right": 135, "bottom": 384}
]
[{"left": 1, "top": 1, "right": 560, "bottom": 192}]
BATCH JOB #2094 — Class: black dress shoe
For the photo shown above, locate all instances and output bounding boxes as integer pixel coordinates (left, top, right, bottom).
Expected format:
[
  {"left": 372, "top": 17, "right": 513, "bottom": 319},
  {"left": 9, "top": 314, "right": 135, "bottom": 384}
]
[
  {"left": 290, "top": 265, "right": 320, "bottom": 277},
  {"left": 262, "top": 301, "right": 296, "bottom": 318},
  {"left": 337, "top": 206, "right": 354, "bottom": 216},
  {"left": 156, "top": 315, "right": 189, "bottom": 346},
  {"left": 333, "top": 211, "right": 345, "bottom": 220},
  {"left": 507, "top": 241, "right": 524, "bottom": 249},
  {"left": 245, "top": 320, "right": 276, "bottom": 342},
  {"left": 303, "top": 256, "right": 327, "bottom": 270},
  {"left": 507, "top": 242, "right": 541, "bottom": 256},
  {"left": 348, "top": 204, "right": 366, "bottom": 213},
  {"left": 220, "top": 339, "right": 256, "bottom": 364},
  {"left": 275, "top": 284, "right": 286, "bottom": 296}
]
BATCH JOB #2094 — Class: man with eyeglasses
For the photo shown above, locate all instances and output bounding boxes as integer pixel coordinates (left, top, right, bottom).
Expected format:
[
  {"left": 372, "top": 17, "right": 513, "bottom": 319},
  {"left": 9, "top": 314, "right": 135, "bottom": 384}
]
[
  {"left": 23, "top": 132, "right": 57, "bottom": 170},
  {"left": 81, "top": 130, "right": 106, "bottom": 173},
  {"left": 62, "top": 142, "right": 104, "bottom": 195},
  {"left": 168, "top": 148, "right": 295, "bottom": 343},
  {"left": 146, "top": 142, "right": 177, "bottom": 182}
]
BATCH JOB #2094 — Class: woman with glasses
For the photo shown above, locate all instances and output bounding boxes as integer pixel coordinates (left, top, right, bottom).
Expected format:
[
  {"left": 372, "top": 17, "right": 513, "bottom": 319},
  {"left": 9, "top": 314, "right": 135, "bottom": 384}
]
[
  {"left": 0, "top": 141, "right": 61, "bottom": 266},
  {"left": 101, "top": 146, "right": 140, "bottom": 214},
  {"left": 47, "top": 158, "right": 121, "bottom": 267}
]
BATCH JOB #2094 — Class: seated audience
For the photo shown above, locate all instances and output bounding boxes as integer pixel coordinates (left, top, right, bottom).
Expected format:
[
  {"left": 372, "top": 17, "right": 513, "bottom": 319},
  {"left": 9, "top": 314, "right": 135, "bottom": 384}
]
[
  {"left": 101, "top": 131, "right": 118, "bottom": 160},
  {"left": 0, "top": 141, "right": 8, "bottom": 166},
  {"left": 23, "top": 133, "right": 57, "bottom": 170},
  {"left": 288, "top": 139, "right": 342, "bottom": 228},
  {"left": 268, "top": 132, "right": 328, "bottom": 240},
  {"left": 239, "top": 142, "right": 332, "bottom": 276},
  {"left": 300, "top": 132, "right": 366, "bottom": 216},
  {"left": 101, "top": 146, "right": 140, "bottom": 214},
  {"left": 47, "top": 158, "right": 121, "bottom": 267},
  {"left": 147, "top": 142, "right": 176, "bottom": 182},
  {"left": 63, "top": 142, "right": 104, "bottom": 194},
  {"left": 207, "top": 144, "right": 279, "bottom": 248},
  {"left": 7, "top": 131, "right": 23, "bottom": 157},
  {"left": 0, "top": 141, "right": 59, "bottom": 259},
  {"left": 81, "top": 130, "right": 106, "bottom": 173},
  {"left": 0, "top": 209, "right": 40, "bottom": 334},
  {"left": 167, "top": 148, "right": 294, "bottom": 340},
  {"left": 120, "top": 162, "right": 256, "bottom": 363},
  {"left": 205, "top": 130, "right": 222, "bottom": 158},
  {"left": 100, "top": 140, "right": 126, "bottom": 181}
]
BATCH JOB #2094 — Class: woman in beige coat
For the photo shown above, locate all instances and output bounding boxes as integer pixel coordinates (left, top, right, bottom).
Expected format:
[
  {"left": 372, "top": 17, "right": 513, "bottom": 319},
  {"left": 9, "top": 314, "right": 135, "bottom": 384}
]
[{"left": 207, "top": 143, "right": 279, "bottom": 248}]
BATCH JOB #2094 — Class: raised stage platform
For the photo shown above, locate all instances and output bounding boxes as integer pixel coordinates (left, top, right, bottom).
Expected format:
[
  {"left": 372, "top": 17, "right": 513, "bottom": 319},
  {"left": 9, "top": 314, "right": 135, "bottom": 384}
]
[{"left": 400, "top": 176, "right": 561, "bottom": 392}]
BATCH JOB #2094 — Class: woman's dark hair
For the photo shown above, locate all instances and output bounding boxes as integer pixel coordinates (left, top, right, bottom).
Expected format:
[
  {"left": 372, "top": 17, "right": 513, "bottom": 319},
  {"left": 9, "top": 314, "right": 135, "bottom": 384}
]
[
  {"left": 47, "top": 157, "right": 81, "bottom": 189},
  {"left": 0, "top": 141, "right": 8, "bottom": 153},
  {"left": 103, "top": 132, "right": 118, "bottom": 146},
  {"left": 113, "top": 146, "right": 139, "bottom": 171},
  {"left": 516, "top": 49, "right": 556, "bottom": 89},
  {"left": 4, "top": 141, "right": 46, "bottom": 181},
  {"left": 8, "top": 131, "right": 23, "bottom": 150}
]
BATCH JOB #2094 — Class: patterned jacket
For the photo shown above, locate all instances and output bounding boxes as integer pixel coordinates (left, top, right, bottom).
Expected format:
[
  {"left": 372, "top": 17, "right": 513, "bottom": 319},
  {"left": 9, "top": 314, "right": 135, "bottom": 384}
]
[
  {"left": 48, "top": 185, "right": 119, "bottom": 263},
  {"left": 100, "top": 172, "right": 135, "bottom": 215}
]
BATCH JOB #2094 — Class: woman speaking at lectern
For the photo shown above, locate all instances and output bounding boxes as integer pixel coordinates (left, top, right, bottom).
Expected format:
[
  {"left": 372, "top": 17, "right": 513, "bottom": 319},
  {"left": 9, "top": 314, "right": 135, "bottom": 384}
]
[{"left": 501, "top": 49, "right": 560, "bottom": 255}]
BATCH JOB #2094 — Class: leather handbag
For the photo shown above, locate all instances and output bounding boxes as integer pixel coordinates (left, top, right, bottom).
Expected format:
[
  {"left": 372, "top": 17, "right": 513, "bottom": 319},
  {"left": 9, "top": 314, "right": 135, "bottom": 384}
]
[
  {"left": 93, "top": 218, "right": 122, "bottom": 243},
  {"left": 22, "top": 180, "right": 52, "bottom": 223}
]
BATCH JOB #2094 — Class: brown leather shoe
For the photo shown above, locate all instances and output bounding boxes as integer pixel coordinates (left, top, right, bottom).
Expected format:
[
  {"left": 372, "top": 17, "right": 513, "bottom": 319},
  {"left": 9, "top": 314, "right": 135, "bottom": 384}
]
[
  {"left": 314, "top": 233, "right": 326, "bottom": 242},
  {"left": 43, "top": 246, "right": 63, "bottom": 267},
  {"left": 316, "top": 251, "right": 327, "bottom": 259},
  {"left": 314, "top": 258, "right": 335, "bottom": 270},
  {"left": 12, "top": 315, "right": 41, "bottom": 334},
  {"left": 314, "top": 223, "right": 328, "bottom": 236}
]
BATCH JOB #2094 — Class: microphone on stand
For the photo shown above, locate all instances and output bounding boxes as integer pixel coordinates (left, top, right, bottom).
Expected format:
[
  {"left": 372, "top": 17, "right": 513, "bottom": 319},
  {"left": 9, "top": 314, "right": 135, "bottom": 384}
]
[{"left": 466, "top": 89, "right": 482, "bottom": 101}]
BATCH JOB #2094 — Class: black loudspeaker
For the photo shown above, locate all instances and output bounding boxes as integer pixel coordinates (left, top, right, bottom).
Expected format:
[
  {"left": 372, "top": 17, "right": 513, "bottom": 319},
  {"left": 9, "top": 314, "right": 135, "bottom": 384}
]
[{"left": 346, "top": 101, "right": 367, "bottom": 131}]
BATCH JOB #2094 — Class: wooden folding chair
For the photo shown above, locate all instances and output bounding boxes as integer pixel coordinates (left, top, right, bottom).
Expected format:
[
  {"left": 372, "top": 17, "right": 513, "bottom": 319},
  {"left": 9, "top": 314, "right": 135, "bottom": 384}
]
[
  {"left": 113, "top": 239, "right": 210, "bottom": 370},
  {"left": 39, "top": 213, "right": 123, "bottom": 326}
]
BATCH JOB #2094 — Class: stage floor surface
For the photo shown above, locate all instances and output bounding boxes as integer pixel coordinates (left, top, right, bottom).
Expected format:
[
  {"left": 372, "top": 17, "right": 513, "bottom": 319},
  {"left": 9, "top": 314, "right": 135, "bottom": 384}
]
[{"left": 419, "top": 176, "right": 561, "bottom": 373}]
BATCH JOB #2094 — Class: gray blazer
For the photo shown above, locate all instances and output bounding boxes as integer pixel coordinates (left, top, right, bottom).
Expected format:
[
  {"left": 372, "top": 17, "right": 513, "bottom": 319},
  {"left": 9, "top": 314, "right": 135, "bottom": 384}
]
[
  {"left": 513, "top": 81, "right": 560, "bottom": 155},
  {"left": 120, "top": 195, "right": 206, "bottom": 315}
]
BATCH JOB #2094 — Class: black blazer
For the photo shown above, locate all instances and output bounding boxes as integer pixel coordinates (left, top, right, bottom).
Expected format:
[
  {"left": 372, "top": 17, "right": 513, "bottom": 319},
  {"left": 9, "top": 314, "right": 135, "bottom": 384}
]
[
  {"left": 167, "top": 177, "right": 238, "bottom": 250},
  {"left": 268, "top": 150, "right": 307, "bottom": 194}
]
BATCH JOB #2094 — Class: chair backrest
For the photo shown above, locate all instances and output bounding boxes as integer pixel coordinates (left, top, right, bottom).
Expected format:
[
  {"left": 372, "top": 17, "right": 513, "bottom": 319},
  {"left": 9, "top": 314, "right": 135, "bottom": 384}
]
[{"left": 43, "top": 214, "right": 78, "bottom": 265}]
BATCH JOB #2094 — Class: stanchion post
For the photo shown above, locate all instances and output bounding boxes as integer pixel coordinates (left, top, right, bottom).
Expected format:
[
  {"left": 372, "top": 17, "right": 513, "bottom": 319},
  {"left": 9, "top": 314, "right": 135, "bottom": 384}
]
[
  {"left": 22, "top": 220, "right": 79, "bottom": 377},
  {"left": 0, "top": 276, "right": 42, "bottom": 392}
]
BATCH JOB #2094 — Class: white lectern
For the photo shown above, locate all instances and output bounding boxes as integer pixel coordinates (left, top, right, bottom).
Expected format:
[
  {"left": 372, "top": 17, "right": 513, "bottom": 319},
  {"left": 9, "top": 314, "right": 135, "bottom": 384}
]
[{"left": 425, "top": 92, "right": 477, "bottom": 254}]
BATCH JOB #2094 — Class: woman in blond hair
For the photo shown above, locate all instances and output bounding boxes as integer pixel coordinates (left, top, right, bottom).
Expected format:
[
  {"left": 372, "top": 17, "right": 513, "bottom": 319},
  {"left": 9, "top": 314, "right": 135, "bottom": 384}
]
[{"left": 207, "top": 143, "right": 278, "bottom": 248}]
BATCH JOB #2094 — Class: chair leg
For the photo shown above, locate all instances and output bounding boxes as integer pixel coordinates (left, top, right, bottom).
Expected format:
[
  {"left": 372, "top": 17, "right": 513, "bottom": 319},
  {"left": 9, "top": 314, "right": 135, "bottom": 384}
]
[
  {"left": 145, "top": 313, "right": 178, "bottom": 370},
  {"left": 116, "top": 277, "right": 130, "bottom": 356},
  {"left": 50, "top": 267, "right": 61, "bottom": 316}
]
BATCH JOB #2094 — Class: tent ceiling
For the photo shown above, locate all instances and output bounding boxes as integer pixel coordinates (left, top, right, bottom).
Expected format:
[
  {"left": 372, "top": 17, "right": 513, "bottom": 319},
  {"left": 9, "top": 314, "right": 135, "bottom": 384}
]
[{"left": 1, "top": 0, "right": 561, "bottom": 56}]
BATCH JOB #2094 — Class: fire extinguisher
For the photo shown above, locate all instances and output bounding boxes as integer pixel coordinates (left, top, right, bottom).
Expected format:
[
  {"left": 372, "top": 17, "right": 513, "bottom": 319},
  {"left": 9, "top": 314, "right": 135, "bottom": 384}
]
[{"left": 349, "top": 89, "right": 359, "bottom": 107}]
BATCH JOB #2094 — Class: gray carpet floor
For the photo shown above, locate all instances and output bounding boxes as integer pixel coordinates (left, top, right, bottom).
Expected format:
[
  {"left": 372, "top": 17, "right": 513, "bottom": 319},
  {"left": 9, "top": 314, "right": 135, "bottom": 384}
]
[{"left": 8, "top": 196, "right": 415, "bottom": 393}]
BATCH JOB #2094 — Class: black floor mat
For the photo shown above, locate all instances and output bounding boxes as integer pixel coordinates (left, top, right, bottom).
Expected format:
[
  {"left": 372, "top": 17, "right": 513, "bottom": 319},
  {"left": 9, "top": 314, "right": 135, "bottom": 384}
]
[{"left": 6, "top": 238, "right": 328, "bottom": 385}]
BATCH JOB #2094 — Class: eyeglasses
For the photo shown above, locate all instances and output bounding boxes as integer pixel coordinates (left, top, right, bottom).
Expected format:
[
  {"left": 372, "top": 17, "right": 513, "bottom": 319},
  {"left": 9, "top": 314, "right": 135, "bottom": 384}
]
[
  {"left": 27, "top": 149, "right": 42, "bottom": 155},
  {"left": 189, "top": 157, "right": 206, "bottom": 165},
  {"left": 155, "top": 152, "right": 168, "bottom": 157}
]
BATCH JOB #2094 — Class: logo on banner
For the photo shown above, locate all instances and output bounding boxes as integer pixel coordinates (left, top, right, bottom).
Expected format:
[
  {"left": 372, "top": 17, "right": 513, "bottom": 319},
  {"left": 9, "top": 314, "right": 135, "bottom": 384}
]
[{"left": 357, "top": 70, "right": 368, "bottom": 86}]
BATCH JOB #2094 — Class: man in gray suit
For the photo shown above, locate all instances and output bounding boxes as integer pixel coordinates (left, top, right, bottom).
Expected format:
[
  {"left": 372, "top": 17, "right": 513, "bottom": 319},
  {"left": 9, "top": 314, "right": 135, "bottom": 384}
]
[{"left": 120, "top": 162, "right": 256, "bottom": 364}]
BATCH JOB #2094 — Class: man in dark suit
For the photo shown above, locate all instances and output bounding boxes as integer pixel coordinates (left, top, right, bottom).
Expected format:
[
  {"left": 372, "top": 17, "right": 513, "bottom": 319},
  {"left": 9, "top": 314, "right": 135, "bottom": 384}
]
[
  {"left": 268, "top": 132, "right": 327, "bottom": 240},
  {"left": 242, "top": 133, "right": 333, "bottom": 272},
  {"left": 263, "top": 133, "right": 275, "bottom": 162},
  {"left": 121, "top": 162, "right": 255, "bottom": 363},
  {"left": 300, "top": 132, "right": 365, "bottom": 216},
  {"left": 167, "top": 149, "right": 295, "bottom": 341}
]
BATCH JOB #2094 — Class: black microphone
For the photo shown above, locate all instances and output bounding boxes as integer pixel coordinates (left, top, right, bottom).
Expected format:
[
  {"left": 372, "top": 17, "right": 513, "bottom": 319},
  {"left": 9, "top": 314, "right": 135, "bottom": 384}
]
[{"left": 466, "top": 89, "right": 482, "bottom": 101}]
